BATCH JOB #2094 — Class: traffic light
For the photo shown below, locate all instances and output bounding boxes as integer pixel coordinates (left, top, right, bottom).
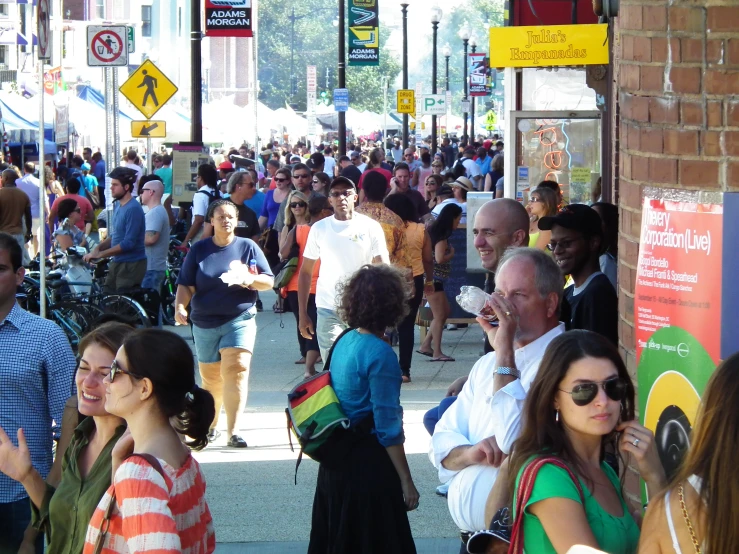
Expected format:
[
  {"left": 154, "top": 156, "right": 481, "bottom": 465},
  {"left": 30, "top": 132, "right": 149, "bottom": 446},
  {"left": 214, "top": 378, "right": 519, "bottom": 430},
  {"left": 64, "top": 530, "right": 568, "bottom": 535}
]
[{"left": 320, "top": 90, "right": 330, "bottom": 105}]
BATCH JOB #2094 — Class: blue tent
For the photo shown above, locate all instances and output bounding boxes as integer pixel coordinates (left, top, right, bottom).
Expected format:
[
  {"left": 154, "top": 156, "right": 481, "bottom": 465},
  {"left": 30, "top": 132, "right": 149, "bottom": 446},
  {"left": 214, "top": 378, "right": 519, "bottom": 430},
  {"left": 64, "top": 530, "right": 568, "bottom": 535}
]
[
  {"left": 76, "top": 86, "right": 134, "bottom": 121},
  {"left": 0, "top": 97, "right": 54, "bottom": 141}
]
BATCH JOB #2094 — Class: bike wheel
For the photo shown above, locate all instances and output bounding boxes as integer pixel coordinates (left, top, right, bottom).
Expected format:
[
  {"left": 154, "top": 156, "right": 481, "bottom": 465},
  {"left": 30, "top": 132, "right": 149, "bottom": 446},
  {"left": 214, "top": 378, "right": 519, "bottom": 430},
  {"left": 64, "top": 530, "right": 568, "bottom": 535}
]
[
  {"left": 47, "top": 302, "right": 93, "bottom": 352},
  {"left": 74, "top": 302, "right": 107, "bottom": 327},
  {"left": 98, "top": 295, "right": 152, "bottom": 328},
  {"left": 160, "top": 269, "right": 179, "bottom": 326}
]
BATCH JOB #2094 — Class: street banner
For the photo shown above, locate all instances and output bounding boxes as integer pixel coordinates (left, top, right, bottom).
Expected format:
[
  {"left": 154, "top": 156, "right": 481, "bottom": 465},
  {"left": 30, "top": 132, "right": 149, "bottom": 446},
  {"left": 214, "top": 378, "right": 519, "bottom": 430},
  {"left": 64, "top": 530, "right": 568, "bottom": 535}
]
[
  {"left": 348, "top": 0, "right": 379, "bottom": 66},
  {"left": 468, "top": 53, "right": 490, "bottom": 97},
  {"left": 205, "top": 0, "right": 253, "bottom": 38},
  {"left": 635, "top": 189, "right": 725, "bottom": 489},
  {"left": 54, "top": 103, "right": 69, "bottom": 144},
  {"left": 43, "top": 67, "right": 63, "bottom": 95}
]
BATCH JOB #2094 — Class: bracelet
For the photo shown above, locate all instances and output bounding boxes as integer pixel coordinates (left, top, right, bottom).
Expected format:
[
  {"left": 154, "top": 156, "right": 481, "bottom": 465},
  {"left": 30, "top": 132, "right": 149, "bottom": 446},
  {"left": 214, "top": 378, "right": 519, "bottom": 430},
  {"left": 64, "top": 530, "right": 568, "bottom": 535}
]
[
  {"left": 424, "top": 280, "right": 434, "bottom": 285},
  {"left": 495, "top": 366, "right": 520, "bottom": 379}
]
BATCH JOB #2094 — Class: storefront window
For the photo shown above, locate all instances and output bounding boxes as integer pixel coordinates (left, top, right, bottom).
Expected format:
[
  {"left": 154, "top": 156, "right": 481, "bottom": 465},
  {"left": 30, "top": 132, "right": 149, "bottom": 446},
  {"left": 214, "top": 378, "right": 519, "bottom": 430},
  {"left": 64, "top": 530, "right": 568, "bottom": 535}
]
[
  {"left": 514, "top": 114, "right": 601, "bottom": 205},
  {"left": 521, "top": 68, "right": 598, "bottom": 111}
]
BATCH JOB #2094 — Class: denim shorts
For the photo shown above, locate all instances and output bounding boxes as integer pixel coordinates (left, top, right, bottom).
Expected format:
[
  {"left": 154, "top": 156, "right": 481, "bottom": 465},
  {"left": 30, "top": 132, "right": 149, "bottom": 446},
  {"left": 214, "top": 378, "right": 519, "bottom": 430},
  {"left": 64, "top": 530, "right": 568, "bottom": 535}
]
[{"left": 191, "top": 308, "right": 258, "bottom": 363}]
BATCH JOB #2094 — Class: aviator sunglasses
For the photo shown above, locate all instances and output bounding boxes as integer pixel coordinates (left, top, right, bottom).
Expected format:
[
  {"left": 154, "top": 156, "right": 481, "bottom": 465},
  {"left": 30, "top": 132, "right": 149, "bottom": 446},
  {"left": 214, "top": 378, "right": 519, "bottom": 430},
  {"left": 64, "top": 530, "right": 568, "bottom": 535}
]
[
  {"left": 559, "top": 377, "right": 627, "bottom": 407},
  {"left": 108, "top": 359, "right": 143, "bottom": 382}
]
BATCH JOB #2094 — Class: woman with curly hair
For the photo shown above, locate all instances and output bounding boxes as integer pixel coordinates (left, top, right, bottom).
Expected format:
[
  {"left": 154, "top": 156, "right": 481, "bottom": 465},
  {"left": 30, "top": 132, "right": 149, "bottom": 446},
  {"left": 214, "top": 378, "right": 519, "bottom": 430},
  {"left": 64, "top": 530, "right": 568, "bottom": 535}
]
[{"left": 308, "top": 264, "right": 420, "bottom": 554}]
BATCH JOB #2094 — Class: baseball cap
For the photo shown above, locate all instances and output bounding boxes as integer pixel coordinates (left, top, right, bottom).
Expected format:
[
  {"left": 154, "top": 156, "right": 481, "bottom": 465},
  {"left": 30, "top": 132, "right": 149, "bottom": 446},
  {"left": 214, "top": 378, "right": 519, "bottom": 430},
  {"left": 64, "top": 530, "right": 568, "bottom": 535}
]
[
  {"left": 290, "top": 154, "right": 302, "bottom": 163},
  {"left": 329, "top": 176, "right": 356, "bottom": 190},
  {"left": 451, "top": 177, "right": 473, "bottom": 192},
  {"left": 80, "top": 162, "right": 91, "bottom": 171},
  {"left": 349, "top": 151, "right": 361, "bottom": 159},
  {"left": 538, "top": 204, "right": 603, "bottom": 236},
  {"left": 218, "top": 160, "right": 234, "bottom": 171}
]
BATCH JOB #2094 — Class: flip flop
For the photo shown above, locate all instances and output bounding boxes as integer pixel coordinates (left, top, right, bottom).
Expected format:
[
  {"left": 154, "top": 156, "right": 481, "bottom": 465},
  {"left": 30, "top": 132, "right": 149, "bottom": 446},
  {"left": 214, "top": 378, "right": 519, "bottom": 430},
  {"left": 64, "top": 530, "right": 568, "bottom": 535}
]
[
  {"left": 430, "top": 356, "right": 455, "bottom": 362},
  {"left": 416, "top": 349, "right": 433, "bottom": 357},
  {"left": 295, "top": 357, "right": 306, "bottom": 365}
]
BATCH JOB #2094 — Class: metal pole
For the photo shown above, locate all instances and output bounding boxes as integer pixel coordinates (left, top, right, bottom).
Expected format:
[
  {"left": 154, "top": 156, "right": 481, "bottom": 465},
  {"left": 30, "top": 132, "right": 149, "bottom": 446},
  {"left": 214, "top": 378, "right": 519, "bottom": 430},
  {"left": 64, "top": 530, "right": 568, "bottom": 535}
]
[
  {"left": 445, "top": 55, "right": 450, "bottom": 91},
  {"left": 470, "top": 43, "right": 476, "bottom": 144},
  {"left": 382, "top": 77, "right": 387, "bottom": 145},
  {"left": 401, "top": 3, "right": 409, "bottom": 151},
  {"left": 37, "top": 59, "right": 45, "bottom": 318},
  {"left": 191, "top": 0, "right": 203, "bottom": 143},
  {"left": 431, "top": 21, "right": 438, "bottom": 156},
  {"left": 445, "top": 54, "right": 450, "bottom": 141},
  {"left": 337, "top": 0, "right": 346, "bottom": 156},
  {"left": 146, "top": 137, "right": 152, "bottom": 173},
  {"left": 253, "top": 0, "right": 259, "bottom": 152},
  {"left": 462, "top": 38, "right": 469, "bottom": 143},
  {"left": 290, "top": 7, "right": 295, "bottom": 100},
  {"left": 112, "top": 69, "right": 120, "bottom": 175}
]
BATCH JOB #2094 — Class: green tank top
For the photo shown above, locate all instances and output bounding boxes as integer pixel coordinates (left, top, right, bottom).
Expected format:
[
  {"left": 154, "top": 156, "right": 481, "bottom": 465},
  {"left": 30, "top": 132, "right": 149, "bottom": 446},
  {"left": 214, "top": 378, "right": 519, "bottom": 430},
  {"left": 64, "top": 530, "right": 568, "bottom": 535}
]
[{"left": 513, "top": 459, "right": 640, "bottom": 554}]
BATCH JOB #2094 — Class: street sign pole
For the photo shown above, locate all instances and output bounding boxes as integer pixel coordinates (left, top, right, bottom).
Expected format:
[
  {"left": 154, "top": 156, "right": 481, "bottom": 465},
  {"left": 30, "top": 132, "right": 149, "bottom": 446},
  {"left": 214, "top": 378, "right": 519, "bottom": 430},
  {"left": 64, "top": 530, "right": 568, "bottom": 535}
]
[
  {"left": 147, "top": 136, "right": 152, "bottom": 173},
  {"left": 37, "top": 58, "right": 46, "bottom": 318}
]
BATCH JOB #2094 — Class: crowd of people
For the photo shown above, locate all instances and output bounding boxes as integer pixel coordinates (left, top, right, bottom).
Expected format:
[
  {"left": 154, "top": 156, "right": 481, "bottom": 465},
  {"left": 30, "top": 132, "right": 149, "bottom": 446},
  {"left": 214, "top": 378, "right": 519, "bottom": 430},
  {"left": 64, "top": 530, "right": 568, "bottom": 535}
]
[{"left": 0, "top": 133, "right": 733, "bottom": 554}]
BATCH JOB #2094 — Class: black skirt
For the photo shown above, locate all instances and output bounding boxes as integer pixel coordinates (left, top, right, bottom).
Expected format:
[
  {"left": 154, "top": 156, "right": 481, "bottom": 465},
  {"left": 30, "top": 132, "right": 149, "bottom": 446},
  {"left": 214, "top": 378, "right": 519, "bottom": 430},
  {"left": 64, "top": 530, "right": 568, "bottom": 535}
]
[{"left": 308, "top": 434, "right": 417, "bottom": 554}]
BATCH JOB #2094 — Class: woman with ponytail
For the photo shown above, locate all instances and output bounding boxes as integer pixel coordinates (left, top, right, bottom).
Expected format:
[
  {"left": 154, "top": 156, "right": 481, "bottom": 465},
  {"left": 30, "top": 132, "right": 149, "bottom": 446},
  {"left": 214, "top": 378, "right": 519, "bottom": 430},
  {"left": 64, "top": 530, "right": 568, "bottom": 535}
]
[{"left": 83, "top": 329, "right": 216, "bottom": 553}]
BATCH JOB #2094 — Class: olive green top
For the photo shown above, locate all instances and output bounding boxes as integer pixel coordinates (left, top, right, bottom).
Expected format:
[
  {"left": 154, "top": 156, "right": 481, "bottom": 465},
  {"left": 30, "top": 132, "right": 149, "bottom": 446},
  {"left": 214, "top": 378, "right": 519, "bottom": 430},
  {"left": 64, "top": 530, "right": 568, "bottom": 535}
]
[{"left": 31, "top": 417, "right": 126, "bottom": 554}]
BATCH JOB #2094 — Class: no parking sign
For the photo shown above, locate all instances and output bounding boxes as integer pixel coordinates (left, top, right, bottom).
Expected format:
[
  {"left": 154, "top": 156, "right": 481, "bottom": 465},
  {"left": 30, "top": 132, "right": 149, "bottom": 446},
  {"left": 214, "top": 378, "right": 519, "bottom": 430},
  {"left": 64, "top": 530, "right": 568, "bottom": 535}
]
[{"left": 87, "top": 25, "right": 128, "bottom": 67}]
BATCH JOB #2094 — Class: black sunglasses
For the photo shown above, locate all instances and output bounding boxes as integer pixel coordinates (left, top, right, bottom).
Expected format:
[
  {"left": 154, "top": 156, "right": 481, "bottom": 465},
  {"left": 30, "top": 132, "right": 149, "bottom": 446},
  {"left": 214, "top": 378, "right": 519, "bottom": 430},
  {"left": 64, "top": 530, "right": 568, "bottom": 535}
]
[
  {"left": 559, "top": 377, "right": 627, "bottom": 407},
  {"left": 290, "top": 201, "right": 307, "bottom": 208},
  {"left": 108, "top": 359, "right": 142, "bottom": 383},
  {"left": 273, "top": 177, "right": 289, "bottom": 183}
]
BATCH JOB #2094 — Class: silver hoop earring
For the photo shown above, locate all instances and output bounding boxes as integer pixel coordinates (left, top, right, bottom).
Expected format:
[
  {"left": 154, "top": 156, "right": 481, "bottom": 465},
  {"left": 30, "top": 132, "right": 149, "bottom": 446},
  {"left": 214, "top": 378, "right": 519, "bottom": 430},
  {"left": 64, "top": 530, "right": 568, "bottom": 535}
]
[{"left": 555, "top": 410, "right": 560, "bottom": 422}]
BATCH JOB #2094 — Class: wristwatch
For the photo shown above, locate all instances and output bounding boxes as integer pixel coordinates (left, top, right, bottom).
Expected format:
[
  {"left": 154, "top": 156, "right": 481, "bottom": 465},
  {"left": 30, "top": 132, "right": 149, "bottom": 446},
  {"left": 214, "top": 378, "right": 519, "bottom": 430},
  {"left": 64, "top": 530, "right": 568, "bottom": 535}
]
[{"left": 495, "top": 366, "right": 520, "bottom": 379}]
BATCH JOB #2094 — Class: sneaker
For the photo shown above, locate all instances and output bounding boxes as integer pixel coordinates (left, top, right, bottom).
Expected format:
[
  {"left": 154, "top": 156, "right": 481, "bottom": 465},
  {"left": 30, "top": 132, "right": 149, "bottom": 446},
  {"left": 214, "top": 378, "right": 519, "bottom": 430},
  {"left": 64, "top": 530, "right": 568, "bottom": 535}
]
[
  {"left": 227, "top": 434, "right": 248, "bottom": 448},
  {"left": 436, "top": 482, "right": 450, "bottom": 497},
  {"left": 401, "top": 373, "right": 411, "bottom": 383},
  {"left": 256, "top": 299, "right": 263, "bottom": 312},
  {"left": 446, "top": 324, "right": 459, "bottom": 330},
  {"left": 206, "top": 429, "right": 221, "bottom": 443}
]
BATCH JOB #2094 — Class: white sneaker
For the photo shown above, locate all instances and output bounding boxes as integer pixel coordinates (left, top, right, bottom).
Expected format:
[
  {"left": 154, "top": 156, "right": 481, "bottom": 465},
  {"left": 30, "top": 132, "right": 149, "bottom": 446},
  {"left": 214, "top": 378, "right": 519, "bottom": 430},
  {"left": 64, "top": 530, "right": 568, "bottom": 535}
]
[{"left": 446, "top": 324, "right": 459, "bottom": 330}]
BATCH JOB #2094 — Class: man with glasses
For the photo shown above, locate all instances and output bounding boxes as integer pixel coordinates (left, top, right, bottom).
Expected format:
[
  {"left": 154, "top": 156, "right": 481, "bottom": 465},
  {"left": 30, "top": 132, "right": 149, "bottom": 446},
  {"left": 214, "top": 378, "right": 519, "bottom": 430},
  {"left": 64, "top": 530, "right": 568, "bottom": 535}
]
[
  {"left": 140, "top": 177, "right": 170, "bottom": 295},
  {"left": 538, "top": 204, "right": 618, "bottom": 345},
  {"left": 298, "top": 177, "right": 389, "bottom": 361},
  {"left": 429, "top": 248, "right": 564, "bottom": 539},
  {"left": 403, "top": 148, "right": 420, "bottom": 173}
]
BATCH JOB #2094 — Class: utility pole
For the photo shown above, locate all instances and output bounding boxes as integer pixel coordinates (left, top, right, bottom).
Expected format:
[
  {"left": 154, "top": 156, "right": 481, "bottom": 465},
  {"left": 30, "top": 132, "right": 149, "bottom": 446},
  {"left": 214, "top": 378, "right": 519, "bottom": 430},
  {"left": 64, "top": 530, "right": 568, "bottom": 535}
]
[
  {"left": 191, "top": 0, "right": 203, "bottom": 142},
  {"left": 401, "top": 4, "right": 409, "bottom": 151},
  {"left": 470, "top": 39, "right": 477, "bottom": 144},
  {"left": 338, "top": 0, "right": 346, "bottom": 155}
]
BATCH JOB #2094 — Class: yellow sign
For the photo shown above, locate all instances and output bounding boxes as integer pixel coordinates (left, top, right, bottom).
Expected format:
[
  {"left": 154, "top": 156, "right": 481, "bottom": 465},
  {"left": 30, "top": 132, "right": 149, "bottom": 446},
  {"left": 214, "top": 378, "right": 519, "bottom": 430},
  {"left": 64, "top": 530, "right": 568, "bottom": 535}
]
[
  {"left": 397, "top": 89, "right": 415, "bottom": 114},
  {"left": 488, "top": 24, "right": 609, "bottom": 68},
  {"left": 131, "top": 120, "right": 167, "bottom": 138},
  {"left": 570, "top": 167, "right": 592, "bottom": 184},
  {"left": 119, "top": 59, "right": 178, "bottom": 119},
  {"left": 484, "top": 110, "right": 497, "bottom": 130},
  {"left": 409, "top": 122, "right": 426, "bottom": 131}
]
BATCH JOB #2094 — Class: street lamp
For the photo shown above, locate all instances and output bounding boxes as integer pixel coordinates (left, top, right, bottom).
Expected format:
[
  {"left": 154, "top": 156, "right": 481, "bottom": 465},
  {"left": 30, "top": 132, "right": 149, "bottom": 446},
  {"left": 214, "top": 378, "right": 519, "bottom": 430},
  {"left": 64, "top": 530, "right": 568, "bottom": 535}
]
[
  {"left": 442, "top": 43, "right": 451, "bottom": 92},
  {"left": 469, "top": 35, "right": 477, "bottom": 144},
  {"left": 401, "top": 4, "right": 409, "bottom": 150},
  {"left": 459, "top": 23, "right": 470, "bottom": 144},
  {"left": 430, "top": 7, "right": 442, "bottom": 155},
  {"left": 338, "top": 0, "right": 346, "bottom": 155}
]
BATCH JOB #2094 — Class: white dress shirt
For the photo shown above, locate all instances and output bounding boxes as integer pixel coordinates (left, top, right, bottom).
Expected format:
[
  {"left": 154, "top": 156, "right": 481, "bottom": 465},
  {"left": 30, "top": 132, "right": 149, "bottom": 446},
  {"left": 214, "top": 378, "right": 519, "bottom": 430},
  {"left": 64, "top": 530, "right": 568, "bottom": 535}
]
[{"left": 429, "top": 322, "right": 565, "bottom": 531}]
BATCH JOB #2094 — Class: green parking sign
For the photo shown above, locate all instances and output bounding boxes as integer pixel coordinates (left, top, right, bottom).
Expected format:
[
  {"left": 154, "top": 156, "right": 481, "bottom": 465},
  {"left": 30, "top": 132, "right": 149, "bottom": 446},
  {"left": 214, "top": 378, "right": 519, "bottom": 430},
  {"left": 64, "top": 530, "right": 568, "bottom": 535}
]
[{"left": 127, "top": 26, "right": 135, "bottom": 53}]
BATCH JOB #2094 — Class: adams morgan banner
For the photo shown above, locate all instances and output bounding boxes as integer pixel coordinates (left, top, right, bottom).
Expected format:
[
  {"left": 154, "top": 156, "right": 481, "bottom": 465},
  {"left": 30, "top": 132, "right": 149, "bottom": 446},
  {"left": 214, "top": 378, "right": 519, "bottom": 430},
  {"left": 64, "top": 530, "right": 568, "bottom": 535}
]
[
  {"left": 205, "top": 0, "right": 253, "bottom": 38},
  {"left": 348, "top": 0, "right": 379, "bottom": 66}
]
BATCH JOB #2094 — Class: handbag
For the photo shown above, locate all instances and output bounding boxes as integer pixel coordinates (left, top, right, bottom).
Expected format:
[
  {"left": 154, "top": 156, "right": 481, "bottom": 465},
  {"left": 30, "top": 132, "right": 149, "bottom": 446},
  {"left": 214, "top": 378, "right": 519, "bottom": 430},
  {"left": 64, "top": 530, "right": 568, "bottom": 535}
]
[
  {"left": 466, "top": 456, "right": 584, "bottom": 554},
  {"left": 272, "top": 228, "right": 301, "bottom": 290},
  {"left": 285, "top": 328, "right": 355, "bottom": 482},
  {"left": 93, "top": 453, "right": 168, "bottom": 554}
]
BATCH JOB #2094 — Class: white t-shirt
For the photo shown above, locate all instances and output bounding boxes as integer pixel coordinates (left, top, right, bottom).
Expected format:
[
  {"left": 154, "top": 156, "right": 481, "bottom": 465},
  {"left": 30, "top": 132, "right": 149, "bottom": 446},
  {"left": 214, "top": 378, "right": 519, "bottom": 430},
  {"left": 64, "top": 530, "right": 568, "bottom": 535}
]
[
  {"left": 323, "top": 156, "right": 336, "bottom": 177},
  {"left": 124, "top": 163, "right": 143, "bottom": 196},
  {"left": 431, "top": 199, "right": 467, "bottom": 225},
  {"left": 303, "top": 213, "right": 389, "bottom": 310},
  {"left": 462, "top": 158, "right": 481, "bottom": 185},
  {"left": 192, "top": 185, "right": 217, "bottom": 222}
]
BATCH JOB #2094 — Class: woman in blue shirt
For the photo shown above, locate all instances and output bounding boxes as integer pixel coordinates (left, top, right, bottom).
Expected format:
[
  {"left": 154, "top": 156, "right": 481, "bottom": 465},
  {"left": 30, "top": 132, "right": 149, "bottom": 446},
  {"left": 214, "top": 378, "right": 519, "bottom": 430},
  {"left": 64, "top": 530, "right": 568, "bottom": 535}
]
[{"left": 308, "top": 264, "right": 420, "bottom": 554}]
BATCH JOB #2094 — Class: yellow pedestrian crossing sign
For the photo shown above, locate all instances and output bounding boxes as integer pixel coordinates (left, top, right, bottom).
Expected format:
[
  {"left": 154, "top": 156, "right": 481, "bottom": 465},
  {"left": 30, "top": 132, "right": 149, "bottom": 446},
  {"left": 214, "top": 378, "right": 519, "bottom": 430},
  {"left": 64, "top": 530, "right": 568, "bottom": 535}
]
[
  {"left": 397, "top": 89, "right": 415, "bottom": 114},
  {"left": 119, "top": 60, "right": 178, "bottom": 119},
  {"left": 485, "top": 110, "right": 498, "bottom": 130}
]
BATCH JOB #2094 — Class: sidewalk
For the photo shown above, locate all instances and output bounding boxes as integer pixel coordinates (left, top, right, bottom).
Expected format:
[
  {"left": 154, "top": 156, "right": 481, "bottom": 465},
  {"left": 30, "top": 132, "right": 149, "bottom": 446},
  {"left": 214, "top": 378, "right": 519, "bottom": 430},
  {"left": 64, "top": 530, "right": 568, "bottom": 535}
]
[{"left": 175, "top": 290, "right": 483, "bottom": 551}]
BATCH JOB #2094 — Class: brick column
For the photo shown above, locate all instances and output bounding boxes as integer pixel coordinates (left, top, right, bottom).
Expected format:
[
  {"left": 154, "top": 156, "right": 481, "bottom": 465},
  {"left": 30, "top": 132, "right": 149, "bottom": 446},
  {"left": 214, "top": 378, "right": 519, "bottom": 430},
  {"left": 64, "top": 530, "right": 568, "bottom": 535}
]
[{"left": 615, "top": 0, "right": 739, "bottom": 501}]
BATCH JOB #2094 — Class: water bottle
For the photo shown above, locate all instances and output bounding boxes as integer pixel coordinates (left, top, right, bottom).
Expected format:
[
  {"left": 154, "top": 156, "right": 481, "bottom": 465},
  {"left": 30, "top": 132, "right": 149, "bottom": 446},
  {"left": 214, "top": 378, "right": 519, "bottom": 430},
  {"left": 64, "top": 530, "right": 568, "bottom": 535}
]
[
  {"left": 248, "top": 259, "right": 258, "bottom": 275},
  {"left": 456, "top": 286, "right": 499, "bottom": 323}
]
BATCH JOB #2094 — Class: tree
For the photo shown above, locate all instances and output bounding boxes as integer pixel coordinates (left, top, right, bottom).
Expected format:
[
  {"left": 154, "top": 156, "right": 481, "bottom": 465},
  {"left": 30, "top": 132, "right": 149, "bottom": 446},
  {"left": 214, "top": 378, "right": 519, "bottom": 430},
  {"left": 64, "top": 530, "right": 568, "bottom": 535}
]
[{"left": 258, "top": 0, "right": 400, "bottom": 113}]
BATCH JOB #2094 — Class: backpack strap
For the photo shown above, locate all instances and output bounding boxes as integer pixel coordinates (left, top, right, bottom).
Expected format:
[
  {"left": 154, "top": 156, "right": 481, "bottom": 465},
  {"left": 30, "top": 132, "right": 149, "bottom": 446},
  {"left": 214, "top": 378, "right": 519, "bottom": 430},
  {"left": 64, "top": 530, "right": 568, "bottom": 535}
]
[
  {"left": 322, "top": 327, "right": 355, "bottom": 372},
  {"left": 125, "top": 453, "right": 169, "bottom": 491}
]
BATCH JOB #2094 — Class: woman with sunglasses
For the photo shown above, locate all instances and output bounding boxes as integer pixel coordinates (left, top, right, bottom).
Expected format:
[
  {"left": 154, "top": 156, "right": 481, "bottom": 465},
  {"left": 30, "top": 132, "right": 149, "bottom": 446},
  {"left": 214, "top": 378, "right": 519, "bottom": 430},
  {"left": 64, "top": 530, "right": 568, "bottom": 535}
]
[
  {"left": 176, "top": 199, "right": 274, "bottom": 449},
  {"left": 507, "top": 330, "right": 665, "bottom": 554},
  {"left": 53, "top": 198, "right": 88, "bottom": 249},
  {"left": 83, "top": 329, "right": 216, "bottom": 553},
  {"left": 638, "top": 352, "right": 739, "bottom": 554},
  {"left": 258, "top": 166, "right": 292, "bottom": 268},
  {"left": 425, "top": 174, "right": 444, "bottom": 211},
  {"left": 278, "top": 191, "right": 310, "bottom": 253},
  {"left": 527, "top": 185, "right": 559, "bottom": 251},
  {"left": 281, "top": 196, "right": 333, "bottom": 378},
  {"left": 312, "top": 172, "right": 331, "bottom": 197},
  {"left": 0, "top": 323, "right": 133, "bottom": 554}
]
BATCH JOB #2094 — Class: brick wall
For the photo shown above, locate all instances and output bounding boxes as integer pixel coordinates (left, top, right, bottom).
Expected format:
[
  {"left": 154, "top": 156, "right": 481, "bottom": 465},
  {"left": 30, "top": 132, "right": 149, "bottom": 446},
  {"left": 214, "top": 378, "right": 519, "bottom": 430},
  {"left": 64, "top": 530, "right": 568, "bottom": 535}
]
[{"left": 615, "top": 0, "right": 739, "bottom": 502}]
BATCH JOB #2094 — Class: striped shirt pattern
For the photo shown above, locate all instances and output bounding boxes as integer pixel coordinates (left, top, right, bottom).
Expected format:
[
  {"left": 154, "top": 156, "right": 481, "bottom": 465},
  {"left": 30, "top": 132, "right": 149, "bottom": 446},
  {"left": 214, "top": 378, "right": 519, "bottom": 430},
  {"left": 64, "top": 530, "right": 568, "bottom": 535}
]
[{"left": 83, "top": 455, "right": 215, "bottom": 554}]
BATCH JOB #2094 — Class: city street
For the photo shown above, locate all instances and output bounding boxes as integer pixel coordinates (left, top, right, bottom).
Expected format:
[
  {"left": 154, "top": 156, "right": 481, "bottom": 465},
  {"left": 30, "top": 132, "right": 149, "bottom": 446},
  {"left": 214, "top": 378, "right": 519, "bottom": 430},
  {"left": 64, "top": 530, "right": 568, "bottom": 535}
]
[{"left": 175, "top": 289, "right": 483, "bottom": 552}]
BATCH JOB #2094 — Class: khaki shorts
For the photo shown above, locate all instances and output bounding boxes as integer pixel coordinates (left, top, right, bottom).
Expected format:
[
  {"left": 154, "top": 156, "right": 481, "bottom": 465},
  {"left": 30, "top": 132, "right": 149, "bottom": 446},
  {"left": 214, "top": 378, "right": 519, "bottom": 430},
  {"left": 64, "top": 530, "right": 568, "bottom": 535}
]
[{"left": 105, "top": 259, "right": 147, "bottom": 292}]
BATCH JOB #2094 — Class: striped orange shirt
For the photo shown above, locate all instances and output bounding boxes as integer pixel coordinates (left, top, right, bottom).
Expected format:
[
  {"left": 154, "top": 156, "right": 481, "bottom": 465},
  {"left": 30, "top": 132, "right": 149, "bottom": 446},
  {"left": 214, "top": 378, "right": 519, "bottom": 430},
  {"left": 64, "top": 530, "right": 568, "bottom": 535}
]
[{"left": 83, "top": 454, "right": 215, "bottom": 554}]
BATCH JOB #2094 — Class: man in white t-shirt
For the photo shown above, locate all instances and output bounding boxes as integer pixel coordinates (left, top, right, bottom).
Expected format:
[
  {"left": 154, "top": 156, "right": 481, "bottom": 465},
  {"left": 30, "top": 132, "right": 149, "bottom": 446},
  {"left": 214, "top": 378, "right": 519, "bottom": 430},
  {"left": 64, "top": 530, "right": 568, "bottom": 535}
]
[
  {"left": 124, "top": 150, "right": 144, "bottom": 196},
  {"left": 183, "top": 164, "right": 220, "bottom": 245},
  {"left": 298, "top": 176, "right": 390, "bottom": 360},
  {"left": 323, "top": 147, "right": 337, "bottom": 177},
  {"left": 460, "top": 147, "right": 482, "bottom": 190}
]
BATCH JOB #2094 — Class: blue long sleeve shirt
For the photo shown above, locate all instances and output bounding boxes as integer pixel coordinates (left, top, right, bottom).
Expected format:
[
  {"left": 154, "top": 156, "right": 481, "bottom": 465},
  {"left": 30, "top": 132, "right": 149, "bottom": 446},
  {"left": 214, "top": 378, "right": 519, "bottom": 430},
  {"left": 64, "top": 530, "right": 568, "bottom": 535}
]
[
  {"left": 329, "top": 330, "right": 405, "bottom": 447},
  {"left": 111, "top": 198, "right": 146, "bottom": 262}
]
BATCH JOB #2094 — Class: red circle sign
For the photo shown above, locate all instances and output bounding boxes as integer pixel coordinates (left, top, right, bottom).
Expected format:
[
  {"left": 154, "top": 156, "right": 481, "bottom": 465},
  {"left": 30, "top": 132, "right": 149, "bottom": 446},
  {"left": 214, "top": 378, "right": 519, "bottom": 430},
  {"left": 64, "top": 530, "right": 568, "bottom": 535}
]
[{"left": 91, "top": 31, "right": 124, "bottom": 63}]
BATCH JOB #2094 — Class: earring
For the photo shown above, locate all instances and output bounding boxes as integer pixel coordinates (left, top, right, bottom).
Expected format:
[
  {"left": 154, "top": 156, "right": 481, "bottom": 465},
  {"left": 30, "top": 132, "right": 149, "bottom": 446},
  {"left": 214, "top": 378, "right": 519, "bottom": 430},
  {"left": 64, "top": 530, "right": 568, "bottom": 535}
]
[{"left": 555, "top": 410, "right": 560, "bottom": 422}]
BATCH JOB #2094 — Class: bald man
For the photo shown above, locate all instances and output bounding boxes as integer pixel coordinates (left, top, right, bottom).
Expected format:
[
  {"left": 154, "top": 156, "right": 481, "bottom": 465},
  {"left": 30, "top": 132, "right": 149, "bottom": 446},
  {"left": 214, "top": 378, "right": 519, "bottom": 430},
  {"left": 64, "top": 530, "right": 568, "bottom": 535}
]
[{"left": 140, "top": 177, "right": 170, "bottom": 295}]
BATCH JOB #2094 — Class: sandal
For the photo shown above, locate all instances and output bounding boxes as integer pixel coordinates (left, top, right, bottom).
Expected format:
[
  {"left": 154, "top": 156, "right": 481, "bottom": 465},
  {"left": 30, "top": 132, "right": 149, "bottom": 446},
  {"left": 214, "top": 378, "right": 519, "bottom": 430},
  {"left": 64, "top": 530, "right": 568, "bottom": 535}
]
[
  {"left": 295, "top": 357, "right": 306, "bottom": 364},
  {"left": 416, "top": 349, "right": 433, "bottom": 357},
  {"left": 430, "top": 355, "right": 455, "bottom": 362}
]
